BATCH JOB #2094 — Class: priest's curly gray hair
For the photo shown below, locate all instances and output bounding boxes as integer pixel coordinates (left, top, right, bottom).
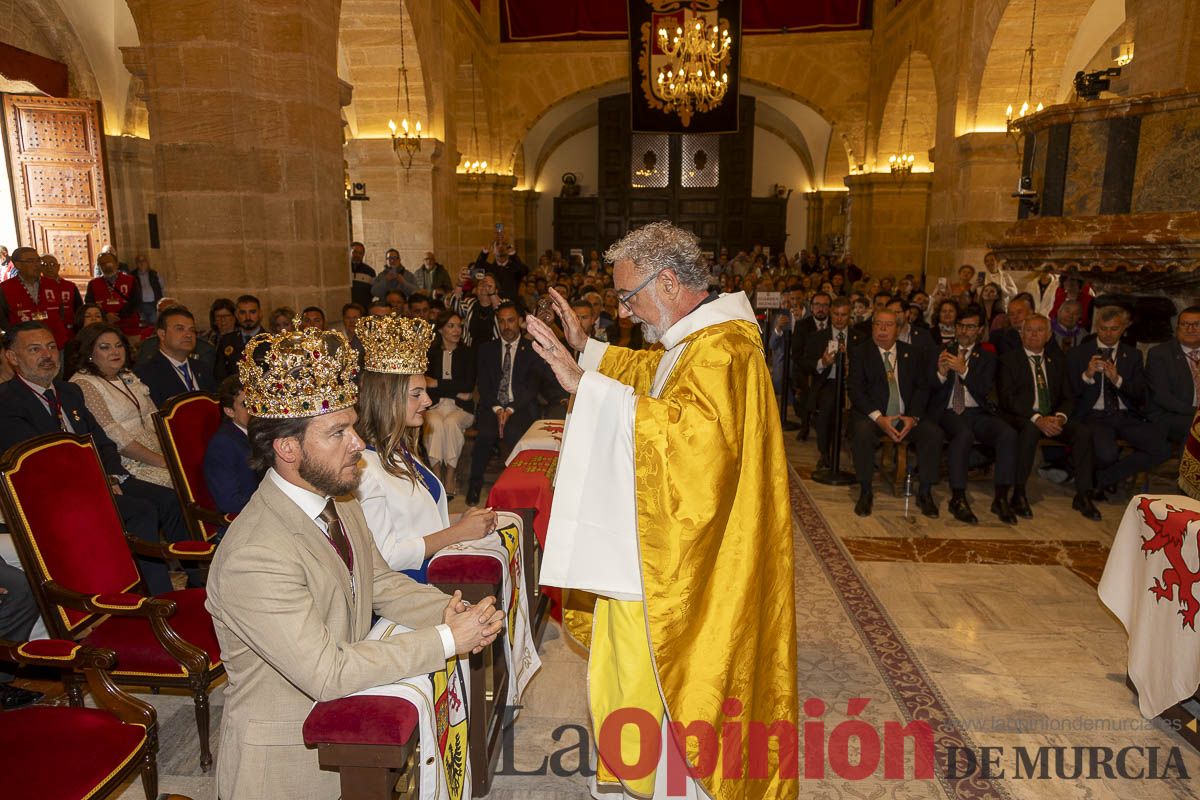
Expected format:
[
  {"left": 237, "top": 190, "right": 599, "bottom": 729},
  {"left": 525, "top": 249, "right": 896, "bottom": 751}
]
[{"left": 603, "top": 221, "right": 710, "bottom": 291}]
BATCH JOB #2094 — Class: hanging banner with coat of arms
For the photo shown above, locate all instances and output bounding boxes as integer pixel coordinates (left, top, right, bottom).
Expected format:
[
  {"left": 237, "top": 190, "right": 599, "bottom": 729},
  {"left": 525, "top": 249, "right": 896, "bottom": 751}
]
[{"left": 629, "top": 0, "right": 742, "bottom": 133}]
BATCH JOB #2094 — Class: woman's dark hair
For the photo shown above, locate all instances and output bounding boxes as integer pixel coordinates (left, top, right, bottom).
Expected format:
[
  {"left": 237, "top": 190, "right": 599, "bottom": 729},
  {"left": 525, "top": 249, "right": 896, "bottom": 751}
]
[
  {"left": 434, "top": 309, "right": 463, "bottom": 333},
  {"left": 208, "top": 297, "right": 236, "bottom": 330},
  {"left": 247, "top": 415, "right": 311, "bottom": 473},
  {"left": 75, "top": 303, "right": 104, "bottom": 332},
  {"left": 73, "top": 323, "right": 133, "bottom": 376}
]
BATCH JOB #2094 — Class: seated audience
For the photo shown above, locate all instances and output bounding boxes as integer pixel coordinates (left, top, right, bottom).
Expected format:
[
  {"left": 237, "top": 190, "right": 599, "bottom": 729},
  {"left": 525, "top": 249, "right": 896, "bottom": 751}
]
[
  {"left": 1146, "top": 306, "right": 1200, "bottom": 447},
  {"left": 466, "top": 302, "right": 564, "bottom": 504},
  {"left": 336, "top": 303, "right": 364, "bottom": 340},
  {"left": 610, "top": 313, "right": 645, "bottom": 350},
  {"left": 203, "top": 376, "right": 259, "bottom": 516},
  {"left": 135, "top": 306, "right": 216, "bottom": 406},
  {"left": 452, "top": 274, "right": 502, "bottom": 347},
  {"left": 929, "top": 306, "right": 1017, "bottom": 524},
  {"left": 86, "top": 250, "right": 141, "bottom": 338},
  {"left": 214, "top": 295, "right": 264, "bottom": 380},
  {"left": 997, "top": 314, "right": 1099, "bottom": 520},
  {"left": 367, "top": 298, "right": 392, "bottom": 317},
  {"left": 268, "top": 305, "right": 296, "bottom": 333},
  {"left": 203, "top": 297, "right": 237, "bottom": 348},
  {"left": 70, "top": 324, "right": 174, "bottom": 489},
  {"left": 355, "top": 315, "right": 496, "bottom": 580},
  {"left": 1067, "top": 306, "right": 1169, "bottom": 500},
  {"left": 848, "top": 310, "right": 944, "bottom": 518},
  {"left": 0, "top": 321, "right": 186, "bottom": 595},
  {"left": 805, "top": 296, "right": 863, "bottom": 468},
  {"left": 888, "top": 298, "right": 934, "bottom": 360},
  {"left": 932, "top": 299, "right": 959, "bottom": 349},
  {"left": 0, "top": 246, "right": 71, "bottom": 348},
  {"left": 1051, "top": 300, "right": 1086, "bottom": 352},
  {"left": 407, "top": 293, "right": 432, "bottom": 322},
  {"left": 63, "top": 303, "right": 105, "bottom": 378},
  {"left": 991, "top": 293, "right": 1060, "bottom": 358},
  {"left": 300, "top": 306, "right": 326, "bottom": 331},
  {"left": 424, "top": 311, "right": 477, "bottom": 498},
  {"left": 371, "top": 248, "right": 418, "bottom": 299},
  {"left": 39, "top": 252, "right": 82, "bottom": 331}
]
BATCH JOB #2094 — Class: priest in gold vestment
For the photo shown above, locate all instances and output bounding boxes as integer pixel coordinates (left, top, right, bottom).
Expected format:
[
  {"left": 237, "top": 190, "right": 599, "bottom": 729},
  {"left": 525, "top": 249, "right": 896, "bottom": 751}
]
[{"left": 527, "top": 222, "right": 797, "bottom": 800}]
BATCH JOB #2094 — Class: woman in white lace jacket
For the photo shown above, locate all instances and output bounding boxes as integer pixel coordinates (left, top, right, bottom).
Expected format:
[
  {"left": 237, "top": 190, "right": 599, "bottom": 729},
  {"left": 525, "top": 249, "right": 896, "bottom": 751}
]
[{"left": 69, "top": 323, "right": 173, "bottom": 488}]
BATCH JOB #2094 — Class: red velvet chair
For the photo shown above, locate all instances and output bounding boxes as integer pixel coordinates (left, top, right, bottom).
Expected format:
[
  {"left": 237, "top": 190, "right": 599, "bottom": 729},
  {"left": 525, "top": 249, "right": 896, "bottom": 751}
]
[
  {"left": 0, "top": 433, "right": 225, "bottom": 770},
  {"left": 303, "top": 695, "right": 421, "bottom": 800},
  {"left": 153, "top": 391, "right": 233, "bottom": 542},
  {"left": 0, "top": 638, "right": 160, "bottom": 800}
]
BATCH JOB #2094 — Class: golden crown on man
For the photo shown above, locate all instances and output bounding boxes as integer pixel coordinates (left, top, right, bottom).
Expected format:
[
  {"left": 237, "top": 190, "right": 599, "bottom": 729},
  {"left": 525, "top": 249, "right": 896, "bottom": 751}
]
[
  {"left": 357, "top": 313, "right": 435, "bottom": 375},
  {"left": 239, "top": 317, "right": 360, "bottom": 418}
]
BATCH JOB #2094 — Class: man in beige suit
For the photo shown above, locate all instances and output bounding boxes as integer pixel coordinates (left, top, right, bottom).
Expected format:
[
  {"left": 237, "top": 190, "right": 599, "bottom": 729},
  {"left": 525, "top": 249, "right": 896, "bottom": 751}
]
[{"left": 206, "top": 321, "right": 504, "bottom": 800}]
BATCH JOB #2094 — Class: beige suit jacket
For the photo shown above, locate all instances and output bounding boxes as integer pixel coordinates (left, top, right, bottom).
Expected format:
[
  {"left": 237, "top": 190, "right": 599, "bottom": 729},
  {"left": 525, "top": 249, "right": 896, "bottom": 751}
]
[{"left": 205, "top": 475, "right": 450, "bottom": 800}]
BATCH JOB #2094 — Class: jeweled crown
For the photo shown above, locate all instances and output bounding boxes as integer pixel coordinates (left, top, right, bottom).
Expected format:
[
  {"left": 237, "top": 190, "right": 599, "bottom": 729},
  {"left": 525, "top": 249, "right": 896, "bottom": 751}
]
[
  {"left": 357, "top": 314, "right": 435, "bottom": 375},
  {"left": 239, "top": 318, "right": 359, "bottom": 419}
]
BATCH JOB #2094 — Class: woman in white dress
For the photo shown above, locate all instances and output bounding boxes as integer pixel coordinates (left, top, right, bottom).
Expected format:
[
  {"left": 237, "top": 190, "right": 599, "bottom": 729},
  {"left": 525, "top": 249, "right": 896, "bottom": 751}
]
[
  {"left": 354, "top": 314, "right": 496, "bottom": 582},
  {"left": 69, "top": 323, "right": 173, "bottom": 488},
  {"left": 423, "top": 310, "right": 476, "bottom": 498}
]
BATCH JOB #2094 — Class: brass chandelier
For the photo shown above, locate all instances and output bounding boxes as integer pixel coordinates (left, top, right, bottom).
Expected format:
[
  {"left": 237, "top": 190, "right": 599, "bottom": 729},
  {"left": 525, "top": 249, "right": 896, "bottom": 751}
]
[
  {"left": 387, "top": 2, "right": 422, "bottom": 171},
  {"left": 463, "top": 57, "right": 488, "bottom": 181},
  {"left": 888, "top": 43, "right": 916, "bottom": 180},
  {"left": 655, "top": 13, "right": 732, "bottom": 124}
]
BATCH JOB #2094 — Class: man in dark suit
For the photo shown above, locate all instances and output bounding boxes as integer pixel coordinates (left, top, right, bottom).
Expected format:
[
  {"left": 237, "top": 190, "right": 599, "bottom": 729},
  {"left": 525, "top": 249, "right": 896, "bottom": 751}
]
[
  {"left": 466, "top": 302, "right": 564, "bottom": 504},
  {"left": 1068, "top": 306, "right": 1170, "bottom": 498},
  {"left": 1146, "top": 306, "right": 1200, "bottom": 446},
  {"left": 135, "top": 298, "right": 217, "bottom": 376},
  {"left": 928, "top": 305, "right": 1018, "bottom": 524},
  {"left": 135, "top": 306, "right": 216, "bottom": 407},
  {"left": 804, "top": 297, "right": 864, "bottom": 469},
  {"left": 848, "top": 309, "right": 945, "bottom": 518},
  {"left": 792, "top": 291, "right": 831, "bottom": 440},
  {"left": 997, "top": 313, "right": 1100, "bottom": 520},
  {"left": 214, "top": 294, "right": 264, "bottom": 381},
  {"left": 992, "top": 293, "right": 1063, "bottom": 360},
  {"left": 204, "top": 376, "right": 259, "bottom": 516},
  {"left": 0, "top": 322, "right": 188, "bottom": 594}
]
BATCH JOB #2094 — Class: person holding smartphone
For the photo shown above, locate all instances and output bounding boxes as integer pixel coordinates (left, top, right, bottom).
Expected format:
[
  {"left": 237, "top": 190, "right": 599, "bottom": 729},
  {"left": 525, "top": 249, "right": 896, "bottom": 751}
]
[{"left": 475, "top": 227, "right": 527, "bottom": 301}]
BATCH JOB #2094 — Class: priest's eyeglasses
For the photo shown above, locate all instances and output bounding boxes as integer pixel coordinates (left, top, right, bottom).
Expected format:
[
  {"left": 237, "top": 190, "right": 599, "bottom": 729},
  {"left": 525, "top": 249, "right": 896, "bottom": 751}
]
[{"left": 617, "top": 270, "right": 663, "bottom": 311}]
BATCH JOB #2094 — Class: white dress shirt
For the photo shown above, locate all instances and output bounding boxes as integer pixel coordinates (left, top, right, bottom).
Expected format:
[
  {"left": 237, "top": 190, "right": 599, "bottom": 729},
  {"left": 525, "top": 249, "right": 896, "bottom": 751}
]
[{"left": 267, "top": 469, "right": 455, "bottom": 659}]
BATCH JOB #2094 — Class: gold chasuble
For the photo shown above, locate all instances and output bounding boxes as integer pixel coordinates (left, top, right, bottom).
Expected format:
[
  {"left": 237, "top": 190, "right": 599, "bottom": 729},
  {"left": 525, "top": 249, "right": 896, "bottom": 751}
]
[{"left": 542, "top": 292, "right": 797, "bottom": 800}]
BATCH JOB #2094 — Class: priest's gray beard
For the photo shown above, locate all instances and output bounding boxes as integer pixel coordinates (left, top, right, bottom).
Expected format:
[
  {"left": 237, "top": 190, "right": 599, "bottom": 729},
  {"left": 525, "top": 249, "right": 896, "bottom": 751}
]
[{"left": 631, "top": 291, "right": 672, "bottom": 344}]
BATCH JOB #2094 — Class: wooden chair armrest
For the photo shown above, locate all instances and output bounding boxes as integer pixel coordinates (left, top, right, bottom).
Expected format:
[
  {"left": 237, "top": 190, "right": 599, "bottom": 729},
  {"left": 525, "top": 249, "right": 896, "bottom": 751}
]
[
  {"left": 43, "top": 581, "right": 177, "bottom": 619},
  {"left": 190, "top": 504, "right": 236, "bottom": 527},
  {"left": 0, "top": 638, "right": 116, "bottom": 670},
  {"left": 125, "top": 534, "right": 216, "bottom": 562}
]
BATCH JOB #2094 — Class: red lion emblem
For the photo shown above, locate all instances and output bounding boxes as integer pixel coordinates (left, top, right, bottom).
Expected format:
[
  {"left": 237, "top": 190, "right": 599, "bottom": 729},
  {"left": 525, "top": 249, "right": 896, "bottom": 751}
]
[{"left": 1137, "top": 497, "right": 1200, "bottom": 630}]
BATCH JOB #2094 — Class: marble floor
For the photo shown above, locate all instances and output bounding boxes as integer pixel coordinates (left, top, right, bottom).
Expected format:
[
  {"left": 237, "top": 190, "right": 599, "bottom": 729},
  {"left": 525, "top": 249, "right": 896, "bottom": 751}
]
[{"left": 94, "top": 435, "right": 1200, "bottom": 798}]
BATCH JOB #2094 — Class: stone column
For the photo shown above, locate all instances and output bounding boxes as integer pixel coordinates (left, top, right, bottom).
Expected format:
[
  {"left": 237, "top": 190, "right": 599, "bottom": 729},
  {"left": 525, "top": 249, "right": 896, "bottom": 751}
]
[
  {"left": 926, "top": 132, "right": 1021, "bottom": 277},
  {"left": 843, "top": 172, "right": 933, "bottom": 278},
  {"left": 126, "top": 0, "right": 347, "bottom": 316},
  {"left": 511, "top": 189, "right": 541, "bottom": 263},
  {"left": 451, "top": 173, "right": 517, "bottom": 272},
  {"left": 804, "top": 190, "right": 849, "bottom": 255},
  {"left": 346, "top": 138, "right": 438, "bottom": 269}
]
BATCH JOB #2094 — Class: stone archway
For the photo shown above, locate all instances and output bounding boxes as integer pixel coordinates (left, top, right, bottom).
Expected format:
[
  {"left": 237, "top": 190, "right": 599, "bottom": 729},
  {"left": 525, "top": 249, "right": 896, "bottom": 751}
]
[
  {"left": 876, "top": 50, "right": 938, "bottom": 172},
  {"left": 973, "top": 0, "right": 1124, "bottom": 130}
]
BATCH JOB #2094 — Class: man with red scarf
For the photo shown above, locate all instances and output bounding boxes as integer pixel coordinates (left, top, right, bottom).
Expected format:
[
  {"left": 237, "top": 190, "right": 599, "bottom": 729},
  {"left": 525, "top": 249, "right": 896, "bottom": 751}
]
[
  {"left": 0, "top": 246, "right": 70, "bottom": 347},
  {"left": 86, "top": 250, "right": 140, "bottom": 337}
]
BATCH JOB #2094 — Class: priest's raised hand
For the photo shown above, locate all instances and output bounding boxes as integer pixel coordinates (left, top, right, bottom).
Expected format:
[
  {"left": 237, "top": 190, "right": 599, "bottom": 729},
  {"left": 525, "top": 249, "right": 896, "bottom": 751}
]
[
  {"left": 543, "top": 286, "right": 589, "bottom": 352},
  {"left": 527, "top": 315, "right": 583, "bottom": 394}
]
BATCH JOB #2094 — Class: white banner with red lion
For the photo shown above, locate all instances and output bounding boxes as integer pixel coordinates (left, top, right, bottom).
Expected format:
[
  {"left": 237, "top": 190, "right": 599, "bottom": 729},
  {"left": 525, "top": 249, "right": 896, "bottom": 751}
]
[{"left": 1099, "top": 495, "right": 1200, "bottom": 718}]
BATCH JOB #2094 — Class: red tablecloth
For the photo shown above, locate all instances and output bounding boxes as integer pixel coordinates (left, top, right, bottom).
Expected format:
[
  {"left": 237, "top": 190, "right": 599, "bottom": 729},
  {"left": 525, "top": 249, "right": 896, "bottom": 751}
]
[
  {"left": 488, "top": 449, "right": 559, "bottom": 618},
  {"left": 488, "top": 449, "right": 557, "bottom": 549}
]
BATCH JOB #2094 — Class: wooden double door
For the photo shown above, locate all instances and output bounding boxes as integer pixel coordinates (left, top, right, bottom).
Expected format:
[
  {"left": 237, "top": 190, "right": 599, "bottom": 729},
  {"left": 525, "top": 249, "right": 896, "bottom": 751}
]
[{"left": 2, "top": 94, "right": 112, "bottom": 283}]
